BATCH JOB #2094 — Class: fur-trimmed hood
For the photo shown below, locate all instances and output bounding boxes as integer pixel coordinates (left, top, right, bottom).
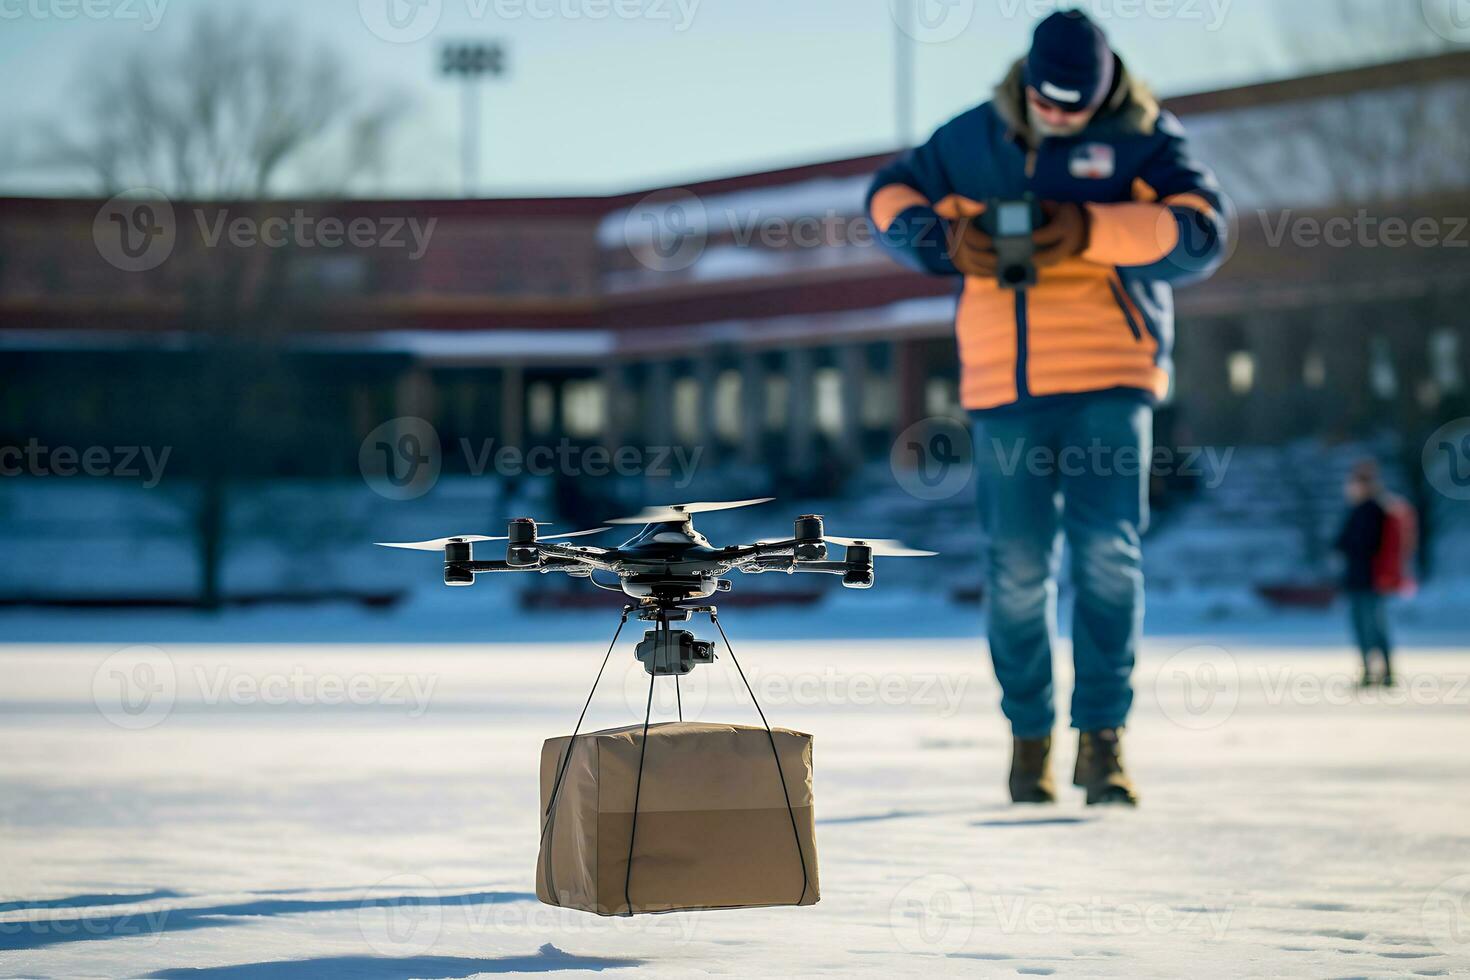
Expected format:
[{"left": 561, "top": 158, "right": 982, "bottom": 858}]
[{"left": 993, "top": 55, "right": 1161, "bottom": 146}]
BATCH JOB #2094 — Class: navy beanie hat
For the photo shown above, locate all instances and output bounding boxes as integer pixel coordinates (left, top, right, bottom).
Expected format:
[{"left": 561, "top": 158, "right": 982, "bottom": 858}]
[{"left": 1026, "top": 9, "right": 1114, "bottom": 110}]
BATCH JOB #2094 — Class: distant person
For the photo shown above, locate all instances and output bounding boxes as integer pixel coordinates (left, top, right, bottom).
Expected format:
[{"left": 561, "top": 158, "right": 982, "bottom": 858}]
[
  {"left": 1334, "top": 460, "right": 1417, "bottom": 687},
  {"left": 866, "top": 10, "right": 1229, "bottom": 805}
]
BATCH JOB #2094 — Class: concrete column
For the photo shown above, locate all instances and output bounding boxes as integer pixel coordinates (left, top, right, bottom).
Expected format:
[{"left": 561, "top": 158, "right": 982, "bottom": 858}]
[
  {"left": 739, "top": 350, "right": 766, "bottom": 466},
  {"left": 1245, "top": 312, "right": 1307, "bottom": 444},
  {"left": 395, "top": 367, "right": 437, "bottom": 425},
  {"left": 785, "top": 347, "right": 815, "bottom": 474},
  {"left": 1315, "top": 306, "right": 1373, "bottom": 439},
  {"left": 601, "top": 362, "right": 627, "bottom": 453},
  {"left": 645, "top": 361, "right": 673, "bottom": 450},
  {"left": 894, "top": 339, "right": 926, "bottom": 433},
  {"left": 838, "top": 344, "right": 866, "bottom": 464},
  {"left": 499, "top": 364, "right": 524, "bottom": 450},
  {"left": 694, "top": 355, "right": 718, "bottom": 455}
]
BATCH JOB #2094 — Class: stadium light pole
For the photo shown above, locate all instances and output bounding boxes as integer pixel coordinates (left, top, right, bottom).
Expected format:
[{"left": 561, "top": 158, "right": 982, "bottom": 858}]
[
  {"left": 893, "top": 0, "right": 915, "bottom": 148},
  {"left": 441, "top": 41, "right": 509, "bottom": 197}
]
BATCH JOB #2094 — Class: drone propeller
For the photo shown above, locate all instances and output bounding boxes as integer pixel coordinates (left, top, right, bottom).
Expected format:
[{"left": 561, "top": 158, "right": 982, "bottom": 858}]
[
  {"left": 375, "top": 527, "right": 610, "bottom": 551},
  {"left": 606, "top": 497, "right": 775, "bottom": 525},
  {"left": 824, "top": 536, "right": 938, "bottom": 557}
]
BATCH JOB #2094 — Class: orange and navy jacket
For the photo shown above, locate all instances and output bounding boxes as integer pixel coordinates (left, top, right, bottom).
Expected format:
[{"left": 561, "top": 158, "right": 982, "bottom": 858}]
[{"left": 867, "top": 58, "right": 1230, "bottom": 413}]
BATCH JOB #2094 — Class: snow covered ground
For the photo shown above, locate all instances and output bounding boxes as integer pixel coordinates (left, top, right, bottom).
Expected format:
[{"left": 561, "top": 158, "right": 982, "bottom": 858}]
[{"left": 3, "top": 637, "right": 1469, "bottom": 979}]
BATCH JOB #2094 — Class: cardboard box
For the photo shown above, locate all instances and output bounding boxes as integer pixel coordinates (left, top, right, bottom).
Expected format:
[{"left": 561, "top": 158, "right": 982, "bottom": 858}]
[{"left": 536, "top": 721, "right": 819, "bottom": 915}]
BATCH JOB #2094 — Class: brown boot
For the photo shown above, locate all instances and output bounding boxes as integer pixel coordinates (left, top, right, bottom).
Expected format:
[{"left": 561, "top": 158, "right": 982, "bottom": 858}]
[
  {"left": 1073, "top": 728, "right": 1139, "bottom": 806},
  {"left": 1009, "top": 735, "right": 1056, "bottom": 804}
]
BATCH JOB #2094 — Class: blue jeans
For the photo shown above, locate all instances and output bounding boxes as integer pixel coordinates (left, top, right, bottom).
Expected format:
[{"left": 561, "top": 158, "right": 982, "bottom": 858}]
[
  {"left": 1346, "top": 590, "right": 1393, "bottom": 666},
  {"left": 972, "top": 395, "right": 1152, "bottom": 738}
]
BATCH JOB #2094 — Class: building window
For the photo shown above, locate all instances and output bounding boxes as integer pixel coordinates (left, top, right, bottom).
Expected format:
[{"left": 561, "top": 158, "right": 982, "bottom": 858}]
[
  {"left": 1302, "top": 350, "right": 1326, "bottom": 388},
  {"left": 1227, "top": 351, "right": 1255, "bottom": 395},
  {"left": 528, "top": 382, "right": 555, "bottom": 436},
  {"left": 1369, "top": 337, "right": 1397, "bottom": 400},
  {"left": 714, "top": 370, "right": 742, "bottom": 443},
  {"left": 1431, "top": 329, "right": 1463, "bottom": 394},
  {"left": 814, "top": 367, "right": 843, "bottom": 438},
  {"left": 563, "top": 379, "right": 605, "bottom": 439},
  {"left": 673, "top": 377, "right": 700, "bottom": 443},
  {"left": 862, "top": 374, "right": 896, "bottom": 430},
  {"left": 925, "top": 377, "right": 959, "bottom": 418},
  {"left": 765, "top": 376, "right": 789, "bottom": 431}
]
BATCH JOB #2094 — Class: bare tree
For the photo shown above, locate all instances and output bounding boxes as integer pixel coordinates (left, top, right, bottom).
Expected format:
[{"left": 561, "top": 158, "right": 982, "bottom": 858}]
[
  {"left": 40, "top": 9, "right": 405, "bottom": 199},
  {"left": 35, "top": 10, "right": 408, "bottom": 609}
]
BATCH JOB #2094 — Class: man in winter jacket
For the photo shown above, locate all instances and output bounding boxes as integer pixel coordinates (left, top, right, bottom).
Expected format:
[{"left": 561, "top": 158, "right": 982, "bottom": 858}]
[{"left": 867, "top": 10, "right": 1230, "bottom": 805}]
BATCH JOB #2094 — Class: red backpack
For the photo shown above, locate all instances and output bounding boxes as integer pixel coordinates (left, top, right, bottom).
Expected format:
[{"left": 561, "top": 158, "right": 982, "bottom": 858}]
[{"left": 1373, "top": 496, "right": 1418, "bottom": 596}]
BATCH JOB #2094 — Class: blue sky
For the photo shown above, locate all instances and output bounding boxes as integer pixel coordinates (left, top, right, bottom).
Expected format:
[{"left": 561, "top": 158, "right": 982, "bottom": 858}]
[{"left": 0, "top": 0, "right": 1454, "bottom": 196}]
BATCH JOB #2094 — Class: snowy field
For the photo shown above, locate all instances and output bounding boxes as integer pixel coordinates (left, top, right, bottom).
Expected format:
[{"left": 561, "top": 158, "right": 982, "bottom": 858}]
[{"left": 3, "top": 637, "right": 1470, "bottom": 979}]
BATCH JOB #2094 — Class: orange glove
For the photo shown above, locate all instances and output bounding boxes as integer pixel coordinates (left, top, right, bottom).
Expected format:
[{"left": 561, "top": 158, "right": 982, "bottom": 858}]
[
  {"left": 1033, "top": 201, "right": 1091, "bottom": 268},
  {"left": 946, "top": 216, "right": 998, "bottom": 278}
]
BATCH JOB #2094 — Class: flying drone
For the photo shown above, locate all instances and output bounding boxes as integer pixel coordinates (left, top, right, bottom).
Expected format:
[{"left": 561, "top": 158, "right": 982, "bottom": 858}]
[{"left": 377, "top": 498, "right": 935, "bottom": 676}]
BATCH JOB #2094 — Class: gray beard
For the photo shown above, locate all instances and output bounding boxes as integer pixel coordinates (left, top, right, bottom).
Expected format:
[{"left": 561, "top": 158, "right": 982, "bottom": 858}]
[{"left": 1027, "top": 103, "right": 1089, "bottom": 140}]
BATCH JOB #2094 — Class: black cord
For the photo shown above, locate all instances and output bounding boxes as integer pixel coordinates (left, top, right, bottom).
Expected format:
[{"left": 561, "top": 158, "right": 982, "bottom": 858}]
[
  {"left": 711, "top": 612, "right": 810, "bottom": 907},
  {"left": 623, "top": 665, "right": 657, "bottom": 915},
  {"left": 539, "top": 607, "right": 631, "bottom": 900}
]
